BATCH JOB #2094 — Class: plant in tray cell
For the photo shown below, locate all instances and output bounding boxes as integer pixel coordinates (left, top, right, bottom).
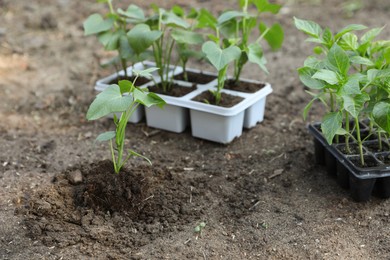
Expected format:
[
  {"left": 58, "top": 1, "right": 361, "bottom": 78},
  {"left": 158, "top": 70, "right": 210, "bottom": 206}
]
[
  {"left": 83, "top": 0, "right": 161, "bottom": 82},
  {"left": 171, "top": 6, "right": 205, "bottom": 82},
  {"left": 201, "top": 40, "right": 241, "bottom": 105},
  {"left": 217, "top": 0, "right": 284, "bottom": 85},
  {"left": 86, "top": 69, "right": 165, "bottom": 173},
  {"left": 146, "top": 6, "right": 193, "bottom": 93},
  {"left": 294, "top": 17, "right": 390, "bottom": 166}
]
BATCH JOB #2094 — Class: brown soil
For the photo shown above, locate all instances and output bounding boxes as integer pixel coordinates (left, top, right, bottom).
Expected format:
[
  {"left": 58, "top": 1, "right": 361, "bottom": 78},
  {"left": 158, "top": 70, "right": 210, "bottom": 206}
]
[
  {"left": 108, "top": 76, "right": 150, "bottom": 87},
  {"left": 224, "top": 79, "right": 266, "bottom": 93},
  {"left": 2, "top": 0, "right": 390, "bottom": 259},
  {"left": 192, "top": 91, "right": 244, "bottom": 107},
  {"left": 148, "top": 83, "right": 197, "bottom": 97},
  {"left": 174, "top": 71, "right": 217, "bottom": 84}
]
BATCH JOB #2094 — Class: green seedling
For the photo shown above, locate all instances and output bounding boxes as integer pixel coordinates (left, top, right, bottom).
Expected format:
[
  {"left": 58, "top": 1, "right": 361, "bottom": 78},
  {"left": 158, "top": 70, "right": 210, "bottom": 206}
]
[
  {"left": 194, "top": 222, "right": 206, "bottom": 237},
  {"left": 295, "top": 17, "right": 390, "bottom": 166},
  {"left": 202, "top": 41, "right": 241, "bottom": 105},
  {"left": 86, "top": 68, "right": 165, "bottom": 173},
  {"left": 147, "top": 6, "right": 191, "bottom": 93},
  {"left": 217, "top": 0, "right": 284, "bottom": 83},
  {"left": 83, "top": 1, "right": 161, "bottom": 79}
]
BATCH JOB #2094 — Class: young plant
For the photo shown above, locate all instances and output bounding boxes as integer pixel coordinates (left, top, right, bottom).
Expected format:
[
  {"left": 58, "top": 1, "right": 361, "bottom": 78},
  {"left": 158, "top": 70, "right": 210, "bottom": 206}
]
[
  {"left": 216, "top": 0, "right": 284, "bottom": 83},
  {"left": 86, "top": 69, "right": 165, "bottom": 173},
  {"left": 294, "top": 17, "right": 390, "bottom": 166},
  {"left": 147, "top": 7, "right": 191, "bottom": 93},
  {"left": 202, "top": 41, "right": 241, "bottom": 105},
  {"left": 171, "top": 6, "right": 205, "bottom": 81},
  {"left": 83, "top": 0, "right": 145, "bottom": 78}
]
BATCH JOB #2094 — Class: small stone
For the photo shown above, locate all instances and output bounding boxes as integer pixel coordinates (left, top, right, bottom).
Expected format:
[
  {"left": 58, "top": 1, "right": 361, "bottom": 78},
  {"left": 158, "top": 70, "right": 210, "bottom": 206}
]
[{"left": 68, "top": 169, "right": 83, "bottom": 184}]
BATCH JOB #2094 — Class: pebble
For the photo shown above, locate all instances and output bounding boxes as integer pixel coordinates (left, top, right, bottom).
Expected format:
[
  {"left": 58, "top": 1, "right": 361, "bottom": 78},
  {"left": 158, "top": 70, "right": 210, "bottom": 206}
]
[{"left": 68, "top": 169, "right": 83, "bottom": 184}]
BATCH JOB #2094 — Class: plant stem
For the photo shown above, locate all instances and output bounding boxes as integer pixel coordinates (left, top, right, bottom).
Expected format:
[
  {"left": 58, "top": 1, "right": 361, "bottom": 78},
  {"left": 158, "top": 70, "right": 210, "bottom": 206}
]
[
  {"left": 121, "top": 58, "right": 128, "bottom": 78},
  {"left": 355, "top": 117, "right": 365, "bottom": 166},
  {"left": 345, "top": 112, "right": 351, "bottom": 154},
  {"left": 215, "top": 66, "right": 228, "bottom": 105}
]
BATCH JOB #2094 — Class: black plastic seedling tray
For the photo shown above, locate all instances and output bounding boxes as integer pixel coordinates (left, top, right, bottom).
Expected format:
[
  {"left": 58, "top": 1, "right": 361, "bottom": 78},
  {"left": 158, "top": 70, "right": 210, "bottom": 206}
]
[{"left": 308, "top": 122, "right": 390, "bottom": 202}]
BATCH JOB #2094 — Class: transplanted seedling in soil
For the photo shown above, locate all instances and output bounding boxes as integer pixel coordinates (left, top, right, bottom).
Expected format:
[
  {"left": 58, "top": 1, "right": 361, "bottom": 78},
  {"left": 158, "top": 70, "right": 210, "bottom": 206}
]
[{"left": 86, "top": 68, "right": 166, "bottom": 173}]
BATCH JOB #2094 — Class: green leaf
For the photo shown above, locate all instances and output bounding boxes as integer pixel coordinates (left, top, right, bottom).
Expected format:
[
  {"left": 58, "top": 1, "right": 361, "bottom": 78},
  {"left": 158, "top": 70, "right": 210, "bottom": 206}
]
[
  {"left": 322, "top": 28, "right": 333, "bottom": 47},
  {"left": 247, "top": 43, "right": 268, "bottom": 74},
  {"left": 259, "top": 22, "right": 284, "bottom": 51},
  {"left": 202, "top": 41, "right": 241, "bottom": 71},
  {"left": 217, "top": 11, "right": 246, "bottom": 25},
  {"left": 87, "top": 85, "right": 133, "bottom": 120},
  {"left": 298, "top": 67, "right": 325, "bottom": 89},
  {"left": 373, "top": 102, "right": 390, "bottom": 134},
  {"left": 253, "top": 0, "right": 282, "bottom": 14},
  {"left": 117, "top": 4, "right": 145, "bottom": 22},
  {"left": 162, "top": 10, "right": 190, "bottom": 28},
  {"left": 128, "top": 149, "right": 152, "bottom": 165},
  {"left": 133, "top": 88, "right": 166, "bottom": 108},
  {"left": 83, "top": 14, "right": 113, "bottom": 36},
  {"left": 350, "top": 56, "right": 374, "bottom": 66},
  {"left": 127, "top": 24, "right": 162, "bottom": 55},
  {"left": 96, "top": 131, "right": 116, "bottom": 142},
  {"left": 293, "top": 17, "right": 322, "bottom": 39},
  {"left": 361, "top": 27, "right": 384, "bottom": 44},
  {"left": 171, "top": 29, "right": 204, "bottom": 45},
  {"left": 321, "top": 112, "right": 342, "bottom": 144},
  {"left": 339, "top": 32, "right": 358, "bottom": 50},
  {"left": 118, "top": 80, "right": 134, "bottom": 94},
  {"left": 303, "top": 56, "right": 324, "bottom": 69},
  {"left": 312, "top": 69, "right": 339, "bottom": 85},
  {"left": 339, "top": 76, "right": 361, "bottom": 95},
  {"left": 334, "top": 24, "right": 367, "bottom": 40},
  {"left": 327, "top": 44, "right": 350, "bottom": 76},
  {"left": 196, "top": 9, "right": 217, "bottom": 30},
  {"left": 119, "top": 34, "right": 133, "bottom": 60},
  {"left": 342, "top": 92, "right": 369, "bottom": 118},
  {"left": 133, "top": 67, "right": 159, "bottom": 78},
  {"left": 98, "top": 30, "right": 121, "bottom": 51},
  {"left": 303, "top": 98, "right": 315, "bottom": 120}
]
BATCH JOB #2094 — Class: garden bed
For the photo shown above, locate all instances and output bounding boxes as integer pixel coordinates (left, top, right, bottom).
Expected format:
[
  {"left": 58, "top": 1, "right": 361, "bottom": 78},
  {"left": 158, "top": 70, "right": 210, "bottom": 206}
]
[{"left": 1, "top": 0, "right": 390, "bottom": 259}]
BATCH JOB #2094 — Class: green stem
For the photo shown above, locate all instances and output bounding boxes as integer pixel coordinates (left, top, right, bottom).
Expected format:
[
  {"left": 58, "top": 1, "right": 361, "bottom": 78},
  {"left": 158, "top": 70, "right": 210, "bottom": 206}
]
[
  {"left": 215, "top": 66, "right": 228, "bottom": 105},
  {"left": 121, "top": 58, "right": 128, "bottom": 78},
  {"left": 355, "top": 117, "right": 365, "bottom": 166},
  {"left": 345, "top": 112, "right": 351, "bottom": 154}
]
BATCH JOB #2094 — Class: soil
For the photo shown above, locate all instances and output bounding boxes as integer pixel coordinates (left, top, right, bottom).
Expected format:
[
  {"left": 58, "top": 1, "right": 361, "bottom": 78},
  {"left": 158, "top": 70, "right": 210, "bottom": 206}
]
[
  {"left": 192, "top": 91, "right": 244, "bottom": 108},
  {"left": 2, "top": 0, "right": 390, "bottom": 259},
  {"left": 148, "top": 83, "right": 197, "bottom": 97},
  {"left": 108, "top": 76, "right": 151, "bottom": 87},
  {"left": 224, "top": 79, "right": 266, "bottom": 93},
  {"left": 173, "top": 71, "right": 216, "bottom": 85}
]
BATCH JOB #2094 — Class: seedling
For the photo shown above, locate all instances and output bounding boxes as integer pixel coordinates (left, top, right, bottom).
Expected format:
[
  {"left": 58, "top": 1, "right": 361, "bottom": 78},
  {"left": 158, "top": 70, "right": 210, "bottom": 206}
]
[
  {"left": 295, "top": 17, "right": 390, "bottom": 166},
  {"left": 86, "top": 68, "right": 165, "bottom": 173},
  {"left": 147, "top": 6, "right": 191, "bottom": 93},
  {"left": 194, "top": 222, "right": 206, "bottom": 238},
  {"left": 217, "top": 0, "right": 284, "bottom": 83},
  {"left": 83, "top": 1, "right": 161, "bottom": 79}
]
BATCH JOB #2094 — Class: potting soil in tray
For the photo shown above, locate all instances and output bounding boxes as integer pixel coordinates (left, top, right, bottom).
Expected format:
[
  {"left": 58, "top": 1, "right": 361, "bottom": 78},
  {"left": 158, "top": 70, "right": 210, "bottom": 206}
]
[{"left": 308, "top": 122, "right": 390, "bottom": 202}]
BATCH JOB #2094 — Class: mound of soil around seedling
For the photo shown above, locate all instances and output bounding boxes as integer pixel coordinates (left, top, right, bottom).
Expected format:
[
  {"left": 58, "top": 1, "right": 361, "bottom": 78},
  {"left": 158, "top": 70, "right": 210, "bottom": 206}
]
[{"left": 18, "top": 160, "right": 204, "bottom": 254}]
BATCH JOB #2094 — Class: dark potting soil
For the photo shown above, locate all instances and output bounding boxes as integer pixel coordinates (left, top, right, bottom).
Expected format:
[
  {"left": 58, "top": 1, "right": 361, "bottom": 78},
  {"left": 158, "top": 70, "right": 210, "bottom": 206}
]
[
  {"left": 377, "top": 153, "right": 390, "bottom": 164},
  {"left": 108, "top": 75, "right": 150, "bottom": 86},
  {"left": 349, "top": 155, "right": 380, "bottom": 168},
  {"left": 148, "top": 83, "right": 196, "bottom": 97},
  {"left": 173, "top": 71, "right": 216, "bottom": 84},
  {"left": 364, "top": 141, "right": 390, "bottom": 153},
  {"left": 192, "top": 91, "right": 244, "bottom": 108},
  {"left": 224, "top": 79, "right": 265, "bottom": 93},
  {"left": 18, "top": 160, "right": 204, "bottom": 250},
  {"left": 336, "top": 143, "right": 361, "bottom": 155}
]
